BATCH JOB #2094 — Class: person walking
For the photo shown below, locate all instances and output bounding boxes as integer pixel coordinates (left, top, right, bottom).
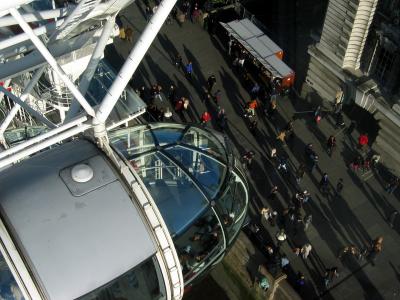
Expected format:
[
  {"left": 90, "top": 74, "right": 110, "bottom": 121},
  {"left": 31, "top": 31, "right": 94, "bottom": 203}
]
[
  {"left": 323, "top": 267, "right": 339, "bottom": 289},
  {"left": 167, "top": 84, "right": 176, "bottom": 102},
  {"left": 216, "top": 106, "right": 227, "bottom": 131},
  {"left": 276, "top": 130, "right": 286, "bottom": 144},
  {"left": 154, "top": 84, "right": 163, "bottom": 101},
  {"left": 303, "top": 214, "right": 312, "bottom": 231},
  {"left": 152, "top": 4, "right": 158, "bottom": 15},
  {"left": 125, "top": 27, "right": 133, "bottom": 43},
  {"left": 302, "top": 190, "right": 311, "bottom": 203},
  {"left": 275, "top": 229, "right": 287, "bottom": 246},
  {"left": 145, "top": 5, "right": 152, "bottom": 21},
  {"left": 301, "top": 243, "right": 312, "bottom": 259},
  {"left": 207, "top": 75, "right": 216, "bottom": 92},
  {"left": 386, "top": 177, "right": 399, "bottom": 194},
  {"left": 266, "top": 98, "right": 277, "bottom": 119},
  {"left": 336, "top": 178, "right": 344, "bottom": 196},
  {"left": 174, "top": 53, "right": 182, "bottom": 68},
  {"left": 185, "top": 61, "right": 193, "bottom": 80},
  {"left": 296, "top": 163, "right": 306, "bottom": 183},
  {"left": 285, "top": 119, "right": 294, "bottom": 140},
  {"left": 368, "top": 236, "right": 383, "bottom": 263},
  {"left": 250, "top": 82, "right": 260, "bottom": 99},
  {"left": 319, "top": 173, "right": 329, "bottom": 193},
  {"left": 268, "top": 186, "right": 279, "bottom": 201},
  {"left": 338, "top": 245, "right": 361, "bottom": 260},
  {"left": 174, "top": 97, "right": 185, "bottom": 120},
  {"left": 327, "top": 135, "right": 336, "bottom": 157},
  {"left": 248, "top": 116, "right": 258, "bottom": 134},
  {"left": 261, "top": 207, "right": 272, "bottom": 223},
  {"left": 242, "top": 150, "right": 255, "bottom": 169},
  {"left": 358, "top": 133, "right": 369, "bottom": 152},
  {"left": 314, "top": 105, "right": 322, "bottom": 124},
  {"left": 295, "top": 272, "right": 306, "bottom": 291},
  {"left": 163, "top": 107, "right": 173, "bottom": 121},
  {"left": 200, "top": 111, "right": 212, "bottom": 125},
  {"left": 281, "top": 255, "right": 290, "bottom": 270},
  {"left": 213, "top": 89, "right": 222, "bottom": 105}
]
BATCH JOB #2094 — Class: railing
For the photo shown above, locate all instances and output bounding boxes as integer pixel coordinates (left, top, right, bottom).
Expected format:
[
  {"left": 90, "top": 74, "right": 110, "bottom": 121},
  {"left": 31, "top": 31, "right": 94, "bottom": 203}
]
[
  {"left": 35, "top": 69, "right": 73, "bottom": 109},
  {"left": 106, "top": 144, "right": 184, "bottom": 300}
]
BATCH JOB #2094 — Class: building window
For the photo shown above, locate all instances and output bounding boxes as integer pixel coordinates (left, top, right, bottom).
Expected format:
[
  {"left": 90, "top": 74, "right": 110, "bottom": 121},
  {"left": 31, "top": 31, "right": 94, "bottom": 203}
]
[{"left": 374, "top": 47, "right": 395, "bottom": 84}]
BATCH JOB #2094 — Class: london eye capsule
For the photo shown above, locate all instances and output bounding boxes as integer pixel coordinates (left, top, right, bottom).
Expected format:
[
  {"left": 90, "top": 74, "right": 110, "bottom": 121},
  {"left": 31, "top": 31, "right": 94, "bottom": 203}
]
[{"left": 0, "top": 123, "right": 248, "bottom": 300}]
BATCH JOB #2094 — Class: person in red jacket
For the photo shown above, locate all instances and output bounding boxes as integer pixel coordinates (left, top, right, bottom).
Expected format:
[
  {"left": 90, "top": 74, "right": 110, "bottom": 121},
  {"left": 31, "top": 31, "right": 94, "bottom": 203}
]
[
  {"left": 200, "top": 111, "right": 212, "bottom": 125},
  {"left": 358, "top": 133, "right": 369, "bottom": 151}
]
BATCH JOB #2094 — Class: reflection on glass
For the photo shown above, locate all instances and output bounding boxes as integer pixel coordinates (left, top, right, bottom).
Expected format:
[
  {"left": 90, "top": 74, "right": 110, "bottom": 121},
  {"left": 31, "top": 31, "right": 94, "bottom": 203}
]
[
  {"left": 108, "top": 124, "right": 249, "bottom": 286},
  {"left": 4, "top": 126, "right": 48, "bottom": 146},
  {"left": 131, "top": 152, "right": 209, "bottom": 236},
  {"left": 215, "top": 173, "right": 247, "bottom": 241},
  {"left": 182, "top": 128, "right": 227, "bottom": 162},
  {"left": 175, "top": 209, "right": 224, "bottom": 282},
  {"left": 78, "top": 257, "right": 165, "bottom": 300},
  {"left": 85, "top": 61, "right": 146, "bottom": 127},
  {"left": 164, "top": 146, "right": 226, "bottom": 198},
  {"left": 110, "top": 126, "right": 155, "bottom": 158},
  {"left": 0, "top": 252, "right": 25, "bottom": 300},
  {"left": 151, "top": 127, "right": 182, "bottom": 146},
  {"left": 229, "top": 175, "right": 248, "bottom": 241}
]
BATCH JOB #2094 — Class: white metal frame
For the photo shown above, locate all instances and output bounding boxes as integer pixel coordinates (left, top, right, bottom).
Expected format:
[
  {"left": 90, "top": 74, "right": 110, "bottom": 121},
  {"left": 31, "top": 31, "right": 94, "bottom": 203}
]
[
  {"left": 0, "top": 217, "right": 43, "bottom": 299},
  {"left": 0, "top": 85, "right": 56, "bottom": 129},
  {"left": 1, "top": 0, "right": 176, "bottom": 161},
  {"left": 0, "top": 0, "right": 184, "bottom": 298},
  {"left": 9, "top": 8, "right": 96, "bottom": 118},
  {"left": 113, "top": 147, "right": 184, "bottom": 300},
  {"left": 94, "top": 0, "right": 177, "bottom": 125},
  {"left": 65, "top": 15, "right": 117, "bottom": 122}
]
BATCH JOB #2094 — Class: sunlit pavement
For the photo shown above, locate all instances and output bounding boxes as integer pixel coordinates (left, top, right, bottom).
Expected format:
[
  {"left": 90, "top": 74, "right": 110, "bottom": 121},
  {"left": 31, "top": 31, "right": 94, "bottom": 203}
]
[{"left": 111, "top": 3, "right": 400, "bottom": 299}]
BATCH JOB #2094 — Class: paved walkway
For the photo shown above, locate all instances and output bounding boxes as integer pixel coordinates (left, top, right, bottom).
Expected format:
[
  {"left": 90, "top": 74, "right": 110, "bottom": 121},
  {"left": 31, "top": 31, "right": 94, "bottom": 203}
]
[{"left": 115, "top": 2, "right": 400, "bottom": 299}]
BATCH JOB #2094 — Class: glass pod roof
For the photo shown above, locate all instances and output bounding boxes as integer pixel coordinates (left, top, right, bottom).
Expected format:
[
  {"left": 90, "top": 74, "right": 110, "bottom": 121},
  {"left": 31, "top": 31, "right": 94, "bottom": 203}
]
[{"left": 109, "top": 123, "right": 230, "bottom": 237}]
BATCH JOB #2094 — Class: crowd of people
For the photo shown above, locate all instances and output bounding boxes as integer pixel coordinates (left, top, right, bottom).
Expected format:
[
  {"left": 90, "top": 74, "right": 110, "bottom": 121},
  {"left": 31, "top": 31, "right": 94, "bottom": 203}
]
[
  {"left": 124, "top": 1, "right": 399, "bottom": 296},
  {"left": 223, "top": 26, "right": 397, "bottom": 296}
]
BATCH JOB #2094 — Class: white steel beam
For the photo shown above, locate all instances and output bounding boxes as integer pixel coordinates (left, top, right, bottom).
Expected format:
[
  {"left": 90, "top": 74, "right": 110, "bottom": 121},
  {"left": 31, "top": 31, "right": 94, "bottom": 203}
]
[
  {"left": 0, "top": 1, "right": 33, "bottom": 13},
  {"left": 0, "top": 123, "right": 91, "bottom": 169},
  {"left": 0, "top": 20, "right": 64, "bottom": 52},
  {"left": 94, "top": 0, "right": 177, "bottom": 126},
  {"left": 65, "top": 15, "right": 116, "bottom": 122},
  {"left": 0, "top": 115, "right": 87, "bottom": 159},
  {"left": 10, "top": 8, "right": 96, "bottom": 118},
  {"left": 0, "top": 86, "right": 56, "bottom": 129},
  {"left": 0, "top": 8, "right": 68, "bottom": 27},
  {"left": 0, "top": 67, "right": 46, "bottom": 137}
]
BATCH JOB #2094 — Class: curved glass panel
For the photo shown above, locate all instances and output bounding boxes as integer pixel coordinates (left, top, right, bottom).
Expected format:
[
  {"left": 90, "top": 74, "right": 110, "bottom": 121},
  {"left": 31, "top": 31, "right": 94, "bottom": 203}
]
[
  {"left": 110, "top": 126, "right": 155, "bottom": 158},
  {"left": 0, "top": 252, "right": 25, "bottom": 300},
  {"left": 181, "top": 128, "right": 227, "bottom": 163},
  {"left": 175, "top": 208, "right": 225, "bottom": 282},
  {"left": 228, "top": 175, "right": 248, "bottom": 242},
  {"left": 131, "top": 152, "right": 208, "bottom": 236},
  {"left": 151, "top": 127, "right": 183, "bottom": 146},
  {"left": 215, "top": 173, "right": 248, "bottom": 242},
  {"left": 4, "top": 126, "right": 48, "bottom": 146},
  {"left": 108, "top": 123, "right": 249, "bottom": 286},
  {"left": 164, "top": 145, "right": 227, "bottom": 199},
  {"left": 78, "top": 256, "right": 166, "bottom": 300}
]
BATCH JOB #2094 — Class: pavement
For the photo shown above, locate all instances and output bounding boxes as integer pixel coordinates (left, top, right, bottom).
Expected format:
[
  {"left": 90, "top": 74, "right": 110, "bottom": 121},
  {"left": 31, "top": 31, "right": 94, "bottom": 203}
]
[{"left": 114, "top": 2, "right": 400, "bottom": 299}]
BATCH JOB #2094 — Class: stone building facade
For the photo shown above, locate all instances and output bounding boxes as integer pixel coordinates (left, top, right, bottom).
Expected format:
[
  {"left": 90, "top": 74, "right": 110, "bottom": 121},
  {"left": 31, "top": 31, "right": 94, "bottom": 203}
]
[{"left": 304, "top": 0, "right": 400, "bottom": 172}]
